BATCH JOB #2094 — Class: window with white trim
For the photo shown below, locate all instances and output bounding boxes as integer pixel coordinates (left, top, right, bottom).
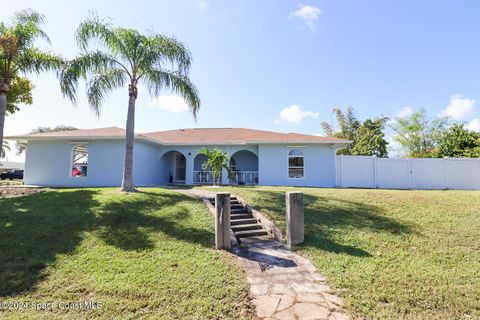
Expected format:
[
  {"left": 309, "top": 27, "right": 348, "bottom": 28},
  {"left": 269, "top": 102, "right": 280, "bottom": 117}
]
[
  {"left": 72, "top": 145, "right": 88, "bottom": 178},
  {"left": 288, "top": 149, "right": 304, "bottom": 179}
]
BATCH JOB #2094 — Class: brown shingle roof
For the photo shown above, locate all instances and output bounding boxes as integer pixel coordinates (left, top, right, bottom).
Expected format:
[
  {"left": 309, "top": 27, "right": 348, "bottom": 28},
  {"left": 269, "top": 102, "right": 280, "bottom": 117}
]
[
  {"left": 6, "top": 127, "right": 350, "bottom": 145},
  {"left": 8, "top": 127, "right": 127, "bottom": 138},
  {"left": 143, "top": 128, "right": 350, "bottom": 145}
]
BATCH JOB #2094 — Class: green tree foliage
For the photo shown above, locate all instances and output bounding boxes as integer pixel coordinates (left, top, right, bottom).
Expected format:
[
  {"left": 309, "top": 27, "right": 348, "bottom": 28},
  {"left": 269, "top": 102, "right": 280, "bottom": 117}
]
[
  {"left": 435, "top": 123, "right": 480, "bottom": 158},
  {"left": 321, "top": 107, "right": 389, "bottom": 156},
  {"left": 390, "top": 109, "right": 451, "bottom": 158},
  {"left": 15, "top": 125, "right": 77, "bottom": 155},
  {"left": 351, "top": 117, "right": 389, "bottom": 157},
  {"left": 0, "top": 140, "right": 9, "bottom": 158},
  {"left": 321, "top": 107, "right": 360, "bottom": 155},
  {"left": 0, "top": 9, "right": 63, "bottom": 150},
  {"left": 60, "top": 13, "right": 200, "bottom": 192},
  {"left": 7, "top": 76, "right": 33, "bottom": 114},
  {"left": 198, "top": 148, "right": 232, "bottom": 186}
]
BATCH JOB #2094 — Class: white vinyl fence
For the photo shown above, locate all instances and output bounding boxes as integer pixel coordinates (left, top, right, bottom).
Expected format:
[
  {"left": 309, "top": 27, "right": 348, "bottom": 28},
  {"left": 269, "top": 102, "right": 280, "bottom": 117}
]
[{"left": 335, "top": 155, "right": 480, "bottom": 190}]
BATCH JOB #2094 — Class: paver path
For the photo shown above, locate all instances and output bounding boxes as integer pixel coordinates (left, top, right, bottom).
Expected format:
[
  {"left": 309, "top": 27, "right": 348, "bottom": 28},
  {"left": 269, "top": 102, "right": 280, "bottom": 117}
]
[
  {"left": 168, "top": 187, "right": 350, "bottom": 320},
  {"left": 237, "top": 238, "right": 349, "bottom": 320}
]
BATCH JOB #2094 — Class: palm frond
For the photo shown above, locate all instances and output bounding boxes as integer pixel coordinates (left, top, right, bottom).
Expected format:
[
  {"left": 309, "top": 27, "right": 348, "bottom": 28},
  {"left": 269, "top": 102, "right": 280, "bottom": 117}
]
[
  {"left": 16, "top": 48, "right": 63, "bottom": 74},
  {"left": 320, "top": 121, "right": 334, "bottom": 136},
  {"left": 143, "top": 69, "right": 200, "bottom": 119},
  {"left": 144, "top": 34, "right": 192, "bottom": 74},
  {"left": 11, "top": 9, "right": 50, "bottom": 48},
  {"left": 60, "top": 51, "right": 122, "bottom": 104},
  {"left": 86, "top": 68, "right": 126, "bottom": 114},
  {"left": 75, "top": 13, "right": 127, "bottom": 59}
]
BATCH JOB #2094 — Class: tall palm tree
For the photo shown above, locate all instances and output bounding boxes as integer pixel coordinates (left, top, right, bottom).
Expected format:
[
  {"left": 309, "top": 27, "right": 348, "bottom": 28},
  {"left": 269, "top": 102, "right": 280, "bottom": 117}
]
[
  {"left": 60, "top": 14, "right": 200, "bottom": 192},
  {"left": 0, "top": 9, "right": 63, "bottom": 154}
]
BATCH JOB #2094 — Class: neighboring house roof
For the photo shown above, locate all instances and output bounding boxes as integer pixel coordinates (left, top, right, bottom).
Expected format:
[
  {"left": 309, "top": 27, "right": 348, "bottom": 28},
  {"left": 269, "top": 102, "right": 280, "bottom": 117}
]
[
  {"left": 0, "top": 161, "right": 25, "bottom": 170},
  {"left": 5, "top": 126, "right": 351, "bottom": 145}
]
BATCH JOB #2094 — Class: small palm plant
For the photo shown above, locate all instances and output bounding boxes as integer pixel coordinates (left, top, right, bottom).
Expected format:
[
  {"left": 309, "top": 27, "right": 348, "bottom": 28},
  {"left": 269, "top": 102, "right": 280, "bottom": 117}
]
[
  {"left": 60, "top": 13, "right": 200, "bottom": 192},
  {"left": 198, "top": 148, "right": 232, "bottom": 186}
]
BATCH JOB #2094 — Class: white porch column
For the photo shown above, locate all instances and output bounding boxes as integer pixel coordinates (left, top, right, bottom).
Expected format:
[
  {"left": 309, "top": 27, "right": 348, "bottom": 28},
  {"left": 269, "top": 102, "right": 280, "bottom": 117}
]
[{"left": 185, "top": 152, "right": 194, "bottom": 185}]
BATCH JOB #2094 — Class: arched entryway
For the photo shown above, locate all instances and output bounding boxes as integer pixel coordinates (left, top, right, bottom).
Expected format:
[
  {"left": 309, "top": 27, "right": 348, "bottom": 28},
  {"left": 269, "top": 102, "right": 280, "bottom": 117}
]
[
  {"left": 193, "top": 153, "right": 214, "bottom": 184},
  {"left": 159, "top": 150, "right": 186, "bottom": 184},
  {"left": 230, "top": 150, "right": 259, "bottom": 185}
]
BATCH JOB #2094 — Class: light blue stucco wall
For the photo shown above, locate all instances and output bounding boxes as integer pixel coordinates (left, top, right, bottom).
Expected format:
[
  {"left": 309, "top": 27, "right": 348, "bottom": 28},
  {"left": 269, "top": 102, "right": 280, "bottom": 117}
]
[
  {"left": 258, "top": 144, "right": 336, "bottom": 187},
  {"left": 23, "top": 141, "right": 335, "bottom": 187},
  {"left": 24, "top": 139, "right": 161, "bottom": 187}
]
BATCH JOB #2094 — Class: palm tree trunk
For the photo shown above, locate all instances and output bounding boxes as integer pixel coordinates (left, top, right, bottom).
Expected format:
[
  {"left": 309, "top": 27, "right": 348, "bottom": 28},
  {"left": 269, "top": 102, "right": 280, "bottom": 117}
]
[
  {"left": 120, "top": 86, "right": 137, "bottom": 192},
  {"left": 0, "top": 86, "right": 8, "bottom": 157}
]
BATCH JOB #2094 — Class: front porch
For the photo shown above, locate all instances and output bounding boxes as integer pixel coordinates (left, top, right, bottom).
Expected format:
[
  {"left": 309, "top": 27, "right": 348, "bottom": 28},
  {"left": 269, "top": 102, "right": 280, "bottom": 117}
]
[{"left": 193, "top": 150, "right": 259, "bottom": 185}]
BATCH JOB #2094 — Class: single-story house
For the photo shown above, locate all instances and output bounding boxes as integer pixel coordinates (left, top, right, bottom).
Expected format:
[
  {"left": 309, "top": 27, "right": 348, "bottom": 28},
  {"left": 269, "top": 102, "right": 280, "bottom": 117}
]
[{"left": 6, "top": 127, "right": 350, "bottom": 187}]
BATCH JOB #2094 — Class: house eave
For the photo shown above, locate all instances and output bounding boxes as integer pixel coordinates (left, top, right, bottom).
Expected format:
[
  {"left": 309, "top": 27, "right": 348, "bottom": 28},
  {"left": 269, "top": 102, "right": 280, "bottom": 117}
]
[{"left": 4, "top": 135, "right": 162, "bottom": 145}]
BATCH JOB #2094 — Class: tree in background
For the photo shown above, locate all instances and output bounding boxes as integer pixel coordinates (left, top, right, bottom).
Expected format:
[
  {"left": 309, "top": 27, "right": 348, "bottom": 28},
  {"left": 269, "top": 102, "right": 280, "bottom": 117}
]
[
  {"left": 351, "top": 117, "right": 389, "bottom": 157},
  {"left": 60, "top": 14, "right": 200, "bottom": 192},
  {"left": 321, "top": 107, "right": 361, "bottom": 155},
  {"left": 321, "top": 107, "right": 389, "bottom": 156},
  {"left": 7, "top": 76, "right": 33, "bottom": 114},
  {"left": 0, "top": 141, "right": 9, "bottom": 159},
  {"left": 390, "top": 109, "right": 450, "bottom": 158},
  {"left": 15, "top": 125, "right": 77, "bottom": 155},
  {"left": 0, "top": 9, "right": 63, "bottom": 155},
  {"left": 435, "top": 123, "right": 480, "bottom": 158},
  {"left": 198, "top": 148, "right": 232, "bottom": 186}
]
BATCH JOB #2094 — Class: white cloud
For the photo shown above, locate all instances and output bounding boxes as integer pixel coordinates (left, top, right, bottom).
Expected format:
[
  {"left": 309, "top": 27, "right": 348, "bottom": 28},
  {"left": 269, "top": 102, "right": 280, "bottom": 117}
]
[
  {"left": 197, "top": 0, "right": 210, "bottom": 10},
  {"left": 439, "top": 94, "right": 476, "bottom": 120},
  {"left": 466, "top": 118, "right": 480, "bottom": 132},
  {"left": 276, "top": 105, "right": 319, "bottom": 124},
  {"left": 150, "top": 95, "right": 189, "bottom": 113},
  {"left": 289, "top": 5, "right": 321, "bottom": 30},
  {"left": 386, "top": 136, "right": 401, "bottom": 158},
  {"left": 395, "top": 106, "right": 414, "bottom": 118}
]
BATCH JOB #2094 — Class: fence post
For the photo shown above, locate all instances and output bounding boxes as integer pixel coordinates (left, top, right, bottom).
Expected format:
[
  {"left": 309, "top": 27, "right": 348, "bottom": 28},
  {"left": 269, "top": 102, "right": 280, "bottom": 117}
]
[
  {"left": 286, "top": 191, "right": 304, "bottom": 247},
  {"left": 215, "top": 192, "right": 231, "bottom": 250},
  {"left": 373, "top": 156, "right": 378, "bottom": 188},
  {"left": 339, "top": 155, "right": 344, "bottom": 188}
]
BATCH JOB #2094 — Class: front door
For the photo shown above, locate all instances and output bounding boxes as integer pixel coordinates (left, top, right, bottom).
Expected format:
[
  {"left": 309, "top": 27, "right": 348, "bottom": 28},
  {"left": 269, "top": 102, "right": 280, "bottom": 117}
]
[{"left": 175, "top": 153, "right": 186, "bottom": 182}]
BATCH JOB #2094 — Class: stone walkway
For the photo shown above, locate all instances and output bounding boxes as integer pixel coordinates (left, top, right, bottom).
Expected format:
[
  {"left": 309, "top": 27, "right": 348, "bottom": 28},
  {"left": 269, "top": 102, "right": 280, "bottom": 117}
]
[
  {"left": 167, "top": 187, "right": 350, "bottom": 320},
  {"left": 237, "top": 238, "right": 349, "bottom": 320}
]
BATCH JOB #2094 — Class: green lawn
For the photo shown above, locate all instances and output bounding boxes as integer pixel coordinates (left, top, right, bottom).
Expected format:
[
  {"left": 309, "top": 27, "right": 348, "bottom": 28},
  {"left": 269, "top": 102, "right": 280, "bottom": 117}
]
[
  {"left": 0, "top": 188, "right": 252, "bottom": 319},
  {"left": 199, "top": 186, "right": 480, "bottom": 320},
  {"left": 0, "top": 179, "right": 23, "bottom": 186}
]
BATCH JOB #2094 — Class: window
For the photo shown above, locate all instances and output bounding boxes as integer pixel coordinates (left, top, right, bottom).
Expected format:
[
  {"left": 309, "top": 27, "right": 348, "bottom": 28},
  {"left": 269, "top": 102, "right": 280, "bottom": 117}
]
[
  {"left": 288, "top": 149, "right": 304, "bottom": 178},
  {"left": 72, "top": 145, "right": 88, "bottom": 178}
]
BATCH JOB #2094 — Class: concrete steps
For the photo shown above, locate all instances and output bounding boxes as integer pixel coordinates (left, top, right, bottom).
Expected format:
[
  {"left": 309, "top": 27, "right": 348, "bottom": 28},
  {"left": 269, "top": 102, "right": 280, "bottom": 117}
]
[{"left": 209, "top": 196, "right": 269, "bottom": 241}]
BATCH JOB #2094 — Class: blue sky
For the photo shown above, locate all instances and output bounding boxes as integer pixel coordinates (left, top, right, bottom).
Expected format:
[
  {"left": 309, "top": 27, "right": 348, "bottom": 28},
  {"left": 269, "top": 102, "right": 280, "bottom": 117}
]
[{"left": 2, "top": 0, "right": 480, "bottom": 161}]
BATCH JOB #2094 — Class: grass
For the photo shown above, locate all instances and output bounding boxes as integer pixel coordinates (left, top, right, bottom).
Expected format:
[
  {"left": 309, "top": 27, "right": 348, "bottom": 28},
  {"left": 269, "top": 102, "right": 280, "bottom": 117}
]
[
  {"left": 199, "top": 185, "right": 480, "bottom": 320},
  {"left": 0, "top": 188, "right": 252, "bottom": 319},
  {"left": 0, "top": 179, "right": 23, "bottom": 186}
]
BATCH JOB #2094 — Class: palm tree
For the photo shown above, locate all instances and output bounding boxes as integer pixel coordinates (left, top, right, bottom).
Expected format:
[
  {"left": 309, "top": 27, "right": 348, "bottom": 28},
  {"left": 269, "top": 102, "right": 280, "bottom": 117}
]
[
  {"left": 198, "top": 148, "right": 232, "bottom": 186},
  {"left": 321, "top": 106, "right": 361, "bottom": 155},
  {"left": 0, "top": 9, "right": 63, "bottom": 154},
  {"left": 60, "top": 14, "right": 200, "bottom": 192}
]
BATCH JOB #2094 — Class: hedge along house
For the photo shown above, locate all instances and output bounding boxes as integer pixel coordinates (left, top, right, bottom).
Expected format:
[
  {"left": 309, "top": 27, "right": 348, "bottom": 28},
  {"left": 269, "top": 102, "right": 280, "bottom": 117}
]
[{"left": 6, "top": 127, "right": 350, "bottom": 187}]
